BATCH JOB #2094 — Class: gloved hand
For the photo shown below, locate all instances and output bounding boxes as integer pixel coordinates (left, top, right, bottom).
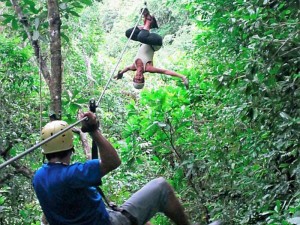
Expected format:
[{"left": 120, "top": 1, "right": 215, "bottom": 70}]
[
  {"left": 81, "top": 111, "right": 99, "bottom": 133},
  {"left": 114, "top": 71, "right": 124, "bottom": 80}
]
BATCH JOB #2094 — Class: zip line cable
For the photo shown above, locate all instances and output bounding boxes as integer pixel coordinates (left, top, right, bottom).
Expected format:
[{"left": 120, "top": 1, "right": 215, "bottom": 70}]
[
  {"left": 0, "top": 5, "right": 147, "bottom": 171},
  {"left": 39, "top": 48, "right": 43, "bottom": 133}
]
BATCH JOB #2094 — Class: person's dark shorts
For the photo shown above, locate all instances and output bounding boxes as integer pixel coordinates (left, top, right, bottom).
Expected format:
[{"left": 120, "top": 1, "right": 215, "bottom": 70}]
[{"left": 125, "top": 27, "right": 163, "bottom": 47}]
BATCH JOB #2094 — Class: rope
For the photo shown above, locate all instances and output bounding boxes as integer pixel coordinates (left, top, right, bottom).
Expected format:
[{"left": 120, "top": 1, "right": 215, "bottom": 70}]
[
  {"left": 0, "top": 5, "right": 148, "bottom": 171},
  {"left": 39, "top": 47, "right": 43, "bottom": 133}
]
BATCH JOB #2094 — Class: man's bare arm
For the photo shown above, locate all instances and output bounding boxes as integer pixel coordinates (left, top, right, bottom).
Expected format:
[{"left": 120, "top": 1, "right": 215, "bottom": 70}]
[{"left": 89, "top": 130, "right": 121, "bottom": 176}]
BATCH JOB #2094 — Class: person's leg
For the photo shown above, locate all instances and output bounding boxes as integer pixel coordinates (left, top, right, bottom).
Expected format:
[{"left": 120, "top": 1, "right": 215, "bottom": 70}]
[
  {"left": 125, "top": 27, "right": 142, "bottom": 41},
  {"left": 160, "top": 181, "right": 190, "bottom": 225},
  {"left": 121, "top": 177, "right": 190, "bottom": 225},
  {"left": 145, "top": 66, "right": 189, "bottom": 89},
  {"left": 143, "top": 13, "right": 158, "bottom": 30},
  {"left": 137, "top": 29, "right": 163, "bottom": 46},
  {"left": 126, "top": 14, "right": 162, "bottom": 46}
]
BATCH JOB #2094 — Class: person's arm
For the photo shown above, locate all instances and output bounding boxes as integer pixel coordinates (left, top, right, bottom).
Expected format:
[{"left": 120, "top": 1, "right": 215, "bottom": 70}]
[
  {"left": 90, "top": 130, "right": 121, "bottom": 176},
  {"left": 146, "top": 65, "right": 189, "bottom": 89},
  {"left": 121, "top": 64, "right": 137, "bottom": 73},
  {"left": 114, "top": 64, "right": 137, "bottom": 79},
  {"left": 81, "top": 112, "right": 121, "bottom": 177}
]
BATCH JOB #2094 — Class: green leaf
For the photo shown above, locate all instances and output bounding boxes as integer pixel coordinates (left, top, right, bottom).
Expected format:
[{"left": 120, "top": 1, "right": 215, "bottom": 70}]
[
  {"left": 81, "top": 0, "right": 93, "bottom": 6},
  {"left": 72, "top": 2, "right": 84, "bottom": 8},
  {"left": 152, "top": 155, "right": 161, "bottom": 163},
  {"left": 23, "top": 0, "right": 35, "bottom": 7},
  {"left": 5, "top": 1, "right": 12, "bottom": 6},
  {"left": 29, "top": 4, "right": 39, "bottom": 14},
  {"left": 11, "top": 18, "right": 18, "bottom": 30},
  {"left": 1, "top": 14, "right": 14, "bottom": 24},
  {"left": 0, "top": 196, "right": 5, "bottom": 205},
  {"left": 279, "top": 163, "right": 289, "bottom": 168},
  {"left": 61, "top": 32, "right": 70, "bottom": 43},
  {"left": 278, "top": 3, "right": 286, "bottom": 10},
  {"left": 135, "top": 157, "right": 143, "bottom": 164},
  {"left": 69, "top": 103, "right": 79, "bottom": 113},
  {"left": 274, "top": 200, "right": 281, "bottom": 213},
  {"left": 68, "top": 10, "right": 80, "bottom": 17}
]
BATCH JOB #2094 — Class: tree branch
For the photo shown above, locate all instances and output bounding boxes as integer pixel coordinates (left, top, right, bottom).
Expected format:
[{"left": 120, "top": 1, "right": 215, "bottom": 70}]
[
  {"left": 75, "top": 110, "right": 92, "bottom": 159},
  {"left": 9, "top": 0, "right": 51, "bottom": 85},
  {"left": 72, "top": 127, "right": 91, "bottom": 160}
]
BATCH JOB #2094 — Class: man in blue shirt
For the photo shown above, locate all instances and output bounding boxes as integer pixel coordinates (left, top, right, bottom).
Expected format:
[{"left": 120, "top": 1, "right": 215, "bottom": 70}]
[{"left": 33, "top": 112, "right": 221, "bottom": 225}]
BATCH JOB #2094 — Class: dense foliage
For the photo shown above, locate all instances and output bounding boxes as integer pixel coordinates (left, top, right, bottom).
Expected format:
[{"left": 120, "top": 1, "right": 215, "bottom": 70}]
[{"left": 0, "top": 0, "right": 299, "bottom": 224}]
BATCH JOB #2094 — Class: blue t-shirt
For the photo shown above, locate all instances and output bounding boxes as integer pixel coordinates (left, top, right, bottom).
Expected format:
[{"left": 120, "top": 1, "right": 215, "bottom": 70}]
[{"left": 33, "top": 159, "right": 110, "bottom": 225}]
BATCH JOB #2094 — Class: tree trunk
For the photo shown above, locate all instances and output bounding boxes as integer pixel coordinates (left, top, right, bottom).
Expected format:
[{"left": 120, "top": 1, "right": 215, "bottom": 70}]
[
  {"left": 48, "top": 0, "right": 63, "bottom": 119},
  {"left": 10, "top": 0, "right": 63, "bottom": 119}
]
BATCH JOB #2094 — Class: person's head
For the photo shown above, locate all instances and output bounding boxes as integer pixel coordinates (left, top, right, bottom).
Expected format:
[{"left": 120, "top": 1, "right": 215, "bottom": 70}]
[
  {"left": 41, "top": 120, "right": 74, "bottom": 161},
  {"left": 133, "top": 65, "right": 145, "bottom": 89}
]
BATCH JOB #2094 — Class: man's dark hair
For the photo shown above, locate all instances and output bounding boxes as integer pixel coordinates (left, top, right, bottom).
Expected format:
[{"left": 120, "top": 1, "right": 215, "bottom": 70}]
[{"left": 45, "top": 148, "right": 74, "bottom": 161}]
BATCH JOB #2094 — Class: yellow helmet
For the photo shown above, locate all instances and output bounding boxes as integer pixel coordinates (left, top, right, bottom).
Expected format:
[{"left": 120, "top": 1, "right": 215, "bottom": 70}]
[{"left": 41, "top": 120, "right": 73, "bottom": 154}]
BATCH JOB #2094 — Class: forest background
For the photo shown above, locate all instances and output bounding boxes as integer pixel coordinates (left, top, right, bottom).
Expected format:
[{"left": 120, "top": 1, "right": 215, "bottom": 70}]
[{"left": 0, "top": 0, "right": 299, "bottom": 224}]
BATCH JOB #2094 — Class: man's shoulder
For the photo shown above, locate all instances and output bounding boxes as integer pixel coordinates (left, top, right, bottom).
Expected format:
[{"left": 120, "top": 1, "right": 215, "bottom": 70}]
[
  {"left": 68, "top": 159, "right": 101, "bottom": 174},
  {"left": 71, "top": 159, "right": 100, "bottom": 167}
]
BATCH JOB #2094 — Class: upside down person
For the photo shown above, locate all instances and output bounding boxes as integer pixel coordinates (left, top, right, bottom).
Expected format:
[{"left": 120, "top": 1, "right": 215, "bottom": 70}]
[{"left": 114, "top": 8, "right": 189, "bottom": 90}]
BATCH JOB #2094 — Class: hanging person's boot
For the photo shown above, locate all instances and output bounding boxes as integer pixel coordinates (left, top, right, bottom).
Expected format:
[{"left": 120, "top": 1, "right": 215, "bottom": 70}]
[
  {"left": 141, "top": 7, "right": 159, "bottom": 29},
  {"left": 150, "top": 16, "right": 158, "bottom": 29}
]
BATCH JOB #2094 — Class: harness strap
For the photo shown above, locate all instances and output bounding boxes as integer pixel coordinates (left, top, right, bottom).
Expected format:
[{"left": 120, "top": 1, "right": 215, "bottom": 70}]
[
  {"left": 121, "top": 210, "right": 138, "bottom": 225},
  {"left": 96, "top": 186, "right": 138, "bottom": 225}
]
